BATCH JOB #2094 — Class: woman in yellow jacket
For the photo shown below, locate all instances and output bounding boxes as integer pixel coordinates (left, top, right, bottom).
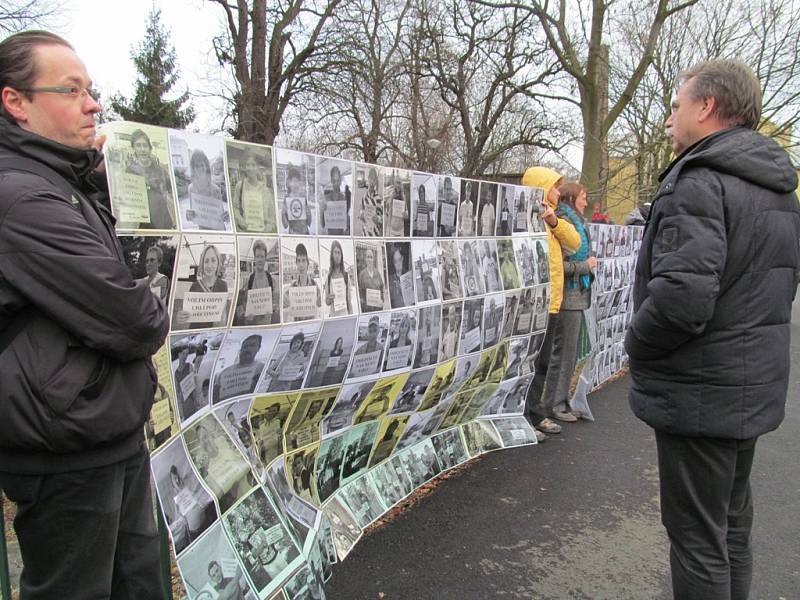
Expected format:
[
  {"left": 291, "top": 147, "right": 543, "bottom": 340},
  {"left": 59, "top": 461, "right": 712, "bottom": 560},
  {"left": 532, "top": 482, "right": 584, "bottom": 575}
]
[{"left": 521, "top": 167, "right": 581, "bottom": 437}]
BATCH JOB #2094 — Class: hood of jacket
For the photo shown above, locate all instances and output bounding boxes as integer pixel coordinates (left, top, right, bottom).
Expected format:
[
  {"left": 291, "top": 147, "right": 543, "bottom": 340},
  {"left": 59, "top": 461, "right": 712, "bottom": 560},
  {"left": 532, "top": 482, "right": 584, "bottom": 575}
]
[
  {"left": 659, "top": 127, "right": 798, "bottom": 196},
  {"left": 0, "top": 117, "right": 102, "bottom": 188},
  {"left": 522, "top": 166, "right": 562, "bottom": 207}
]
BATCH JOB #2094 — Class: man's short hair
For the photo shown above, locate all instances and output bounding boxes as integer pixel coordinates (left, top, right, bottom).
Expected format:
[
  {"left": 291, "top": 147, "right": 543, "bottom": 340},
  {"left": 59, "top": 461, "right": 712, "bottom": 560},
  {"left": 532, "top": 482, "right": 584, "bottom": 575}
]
[
  {"left": 146, "top": 245, "right": 164, "bottom": 263},
  {"left": 679, "top": 59, "right": 762, "bottom": 130},
  {"left": 0, "top": 30, "right": 73, "bottom": 123}
]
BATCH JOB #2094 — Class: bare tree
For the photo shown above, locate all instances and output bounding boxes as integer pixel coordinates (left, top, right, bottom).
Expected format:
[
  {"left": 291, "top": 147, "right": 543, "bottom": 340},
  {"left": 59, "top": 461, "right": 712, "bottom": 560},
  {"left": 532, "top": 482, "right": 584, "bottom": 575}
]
[
  {"left": 480, "top": 0, "right": 698, "bottom": 203},
  {"left": 208, "top": 0, "right": 343, "bottom": 144},
  {"left": 612, "top": 0, "right": 800, "bottom": 209},
  {"left": 0, "top": 0, "right": 63, "bottom": 34},
  {"left": 410, "top": 0, "right": 565, "bottom": 177}
]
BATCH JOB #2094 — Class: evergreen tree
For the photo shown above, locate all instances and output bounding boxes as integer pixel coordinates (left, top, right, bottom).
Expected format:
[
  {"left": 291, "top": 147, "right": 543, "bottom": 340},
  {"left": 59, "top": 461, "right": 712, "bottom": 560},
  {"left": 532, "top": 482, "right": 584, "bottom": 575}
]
[{"left": 109, "top": 7, "right": 194, "bottom": 128}]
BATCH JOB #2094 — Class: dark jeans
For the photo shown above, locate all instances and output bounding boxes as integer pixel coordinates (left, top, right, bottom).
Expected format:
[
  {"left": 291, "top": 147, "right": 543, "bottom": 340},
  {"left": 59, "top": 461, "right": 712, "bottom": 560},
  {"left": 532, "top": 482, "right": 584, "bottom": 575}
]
[
  {"left": 525, "top": 312, "right": 558, "bottom": 426},
  {"left": 0, "top": 444, "right": 165, "bottom": 600},
  {"left": 655, "top": 431, "right": 757, "bottom": 600}
]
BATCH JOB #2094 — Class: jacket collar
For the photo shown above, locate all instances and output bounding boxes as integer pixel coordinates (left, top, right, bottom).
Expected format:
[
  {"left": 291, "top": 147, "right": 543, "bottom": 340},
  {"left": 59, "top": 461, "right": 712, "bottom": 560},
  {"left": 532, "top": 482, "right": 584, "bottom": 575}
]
[{"left": 0, "top": 118, "right": 102, "bottom": 188}]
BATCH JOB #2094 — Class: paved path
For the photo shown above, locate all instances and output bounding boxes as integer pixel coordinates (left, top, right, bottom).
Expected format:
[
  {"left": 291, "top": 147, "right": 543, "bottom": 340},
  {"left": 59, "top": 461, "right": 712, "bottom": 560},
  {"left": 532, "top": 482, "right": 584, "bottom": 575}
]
[{"left": 325, "top": 299, "right": 800, "bottom": 600}]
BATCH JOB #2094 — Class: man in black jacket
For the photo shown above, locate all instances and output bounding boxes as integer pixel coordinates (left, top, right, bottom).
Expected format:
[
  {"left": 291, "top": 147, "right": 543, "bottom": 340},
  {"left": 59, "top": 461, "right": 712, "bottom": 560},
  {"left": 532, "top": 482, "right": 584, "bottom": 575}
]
[
  {"left": 0, "top": 32, "right": 169, "bottom": 598},
  {"left": 626, "top": 59, "right": 800, "bottom": 600}
]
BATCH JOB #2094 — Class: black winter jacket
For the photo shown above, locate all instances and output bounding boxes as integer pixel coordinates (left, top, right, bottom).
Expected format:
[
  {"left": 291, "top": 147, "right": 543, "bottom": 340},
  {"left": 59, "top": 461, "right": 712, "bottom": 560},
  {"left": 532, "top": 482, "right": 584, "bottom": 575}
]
[
  {"left": 625, "top": 127, "right": 800, "bottom": 439},
  {"left": 0, "top": 120, "right": 170, "bottom": 474}
]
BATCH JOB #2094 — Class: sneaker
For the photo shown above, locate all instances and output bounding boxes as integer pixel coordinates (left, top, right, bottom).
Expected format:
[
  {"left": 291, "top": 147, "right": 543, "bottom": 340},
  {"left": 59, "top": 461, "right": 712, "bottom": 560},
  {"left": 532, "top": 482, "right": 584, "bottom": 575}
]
[
  {"left": 552, "top": 410, "right": 578, "bottom": 423},
  {"left": 534, "top": 429, "right": 548, "bottom": 443},
  {"left": 536, "top": 418, "right": 562, "bottom": 434}
]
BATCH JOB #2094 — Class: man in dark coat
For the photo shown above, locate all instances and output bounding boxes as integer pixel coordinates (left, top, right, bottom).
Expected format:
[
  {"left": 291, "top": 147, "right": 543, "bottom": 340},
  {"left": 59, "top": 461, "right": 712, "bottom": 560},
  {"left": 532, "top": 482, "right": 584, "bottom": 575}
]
[
  {"left": 0, "top": 32, "right": 169, "bottom": 598},
  {"left": 626, "top": 59, "right": 800, "bottom": 600}
]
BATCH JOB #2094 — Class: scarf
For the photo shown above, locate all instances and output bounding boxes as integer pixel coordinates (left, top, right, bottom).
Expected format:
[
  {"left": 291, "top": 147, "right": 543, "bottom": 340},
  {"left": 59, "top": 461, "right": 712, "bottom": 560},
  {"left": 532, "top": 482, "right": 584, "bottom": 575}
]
[{"left": 556, "top": 203, "right": 591, "bottom": 290}]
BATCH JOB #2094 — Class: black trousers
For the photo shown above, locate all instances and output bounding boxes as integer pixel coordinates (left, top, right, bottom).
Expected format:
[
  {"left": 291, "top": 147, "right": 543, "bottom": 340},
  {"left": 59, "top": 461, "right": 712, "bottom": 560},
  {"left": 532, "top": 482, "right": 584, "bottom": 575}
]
[
  {"left": 655, "top": 431, "right": 757, "bottom": 600},
  {"left": 0, "top": 444, "right": 165, "bottom": 600},
  {"left": 525, "top": 312, "right": 558, "bottom": 426}
]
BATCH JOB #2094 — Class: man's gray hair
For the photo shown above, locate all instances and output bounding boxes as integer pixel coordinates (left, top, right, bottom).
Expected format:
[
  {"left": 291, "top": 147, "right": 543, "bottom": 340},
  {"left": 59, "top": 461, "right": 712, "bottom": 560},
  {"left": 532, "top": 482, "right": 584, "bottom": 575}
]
[{"left": 679, "top": 59, "right": 762, "bottom": 130}]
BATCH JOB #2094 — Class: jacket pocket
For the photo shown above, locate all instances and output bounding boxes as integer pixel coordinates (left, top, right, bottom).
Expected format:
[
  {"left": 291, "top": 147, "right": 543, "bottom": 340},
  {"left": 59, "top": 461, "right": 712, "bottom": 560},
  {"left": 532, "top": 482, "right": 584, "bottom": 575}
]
[{"left": 41, "top": 345, "right": 104, "bottom": 416}]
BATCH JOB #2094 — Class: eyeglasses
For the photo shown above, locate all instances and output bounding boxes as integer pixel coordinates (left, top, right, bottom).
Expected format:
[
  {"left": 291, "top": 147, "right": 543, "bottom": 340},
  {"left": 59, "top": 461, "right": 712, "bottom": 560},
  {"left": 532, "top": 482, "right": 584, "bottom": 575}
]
[{"left": 17, "top": 86, "right": 98, "bottom": 101}]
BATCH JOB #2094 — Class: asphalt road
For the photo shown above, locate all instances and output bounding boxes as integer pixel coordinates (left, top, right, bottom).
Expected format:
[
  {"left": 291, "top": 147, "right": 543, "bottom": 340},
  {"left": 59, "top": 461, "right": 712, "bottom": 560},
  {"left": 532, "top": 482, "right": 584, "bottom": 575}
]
[{"left": 325, "top": 298, "right": 800, "bottom": 600}]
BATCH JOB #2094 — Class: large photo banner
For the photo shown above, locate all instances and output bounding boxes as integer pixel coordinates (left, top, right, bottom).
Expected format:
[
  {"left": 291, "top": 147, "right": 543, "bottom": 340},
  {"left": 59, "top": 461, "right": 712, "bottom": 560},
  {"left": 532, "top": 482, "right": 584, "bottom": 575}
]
[{"left": 103, "top": 121, "right": 551, "bottom": 599}]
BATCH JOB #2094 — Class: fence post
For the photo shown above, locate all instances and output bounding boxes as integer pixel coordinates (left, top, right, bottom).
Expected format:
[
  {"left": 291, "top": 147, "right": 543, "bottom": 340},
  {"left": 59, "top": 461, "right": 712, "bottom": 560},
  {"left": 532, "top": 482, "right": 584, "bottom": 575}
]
[
  {"left": 156, "top": 497, "right": 174, "bottom": 600},
  {"left": 0, "top": 490, "right": 12, "bottom": 600}
]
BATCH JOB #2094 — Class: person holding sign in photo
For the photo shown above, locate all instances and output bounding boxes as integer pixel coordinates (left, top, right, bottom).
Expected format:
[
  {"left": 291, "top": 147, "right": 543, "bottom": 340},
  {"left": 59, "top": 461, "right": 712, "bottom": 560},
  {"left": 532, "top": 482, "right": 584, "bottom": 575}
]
[
  {"left": 319, "top": 165, "right": 351, "bottom": 236},
  {"left": 458, "top": 181, "right": 476, "bottom": 236},
  {"left": 481, "top": 240, "right": 502, "bottom": 293},
  {"left": 283, "top": 243, "right": 321, "bottom": 322},
  {"left": 235, "top": 239, "right": 280, "bottom": 326},
  {"left": 281, "top": 166, "right": 312, "bottom": 234},
  {"left": 386, "top": 242, "right": 413, "bottom": 309},
  {"left": 412, "top": 183, "right": 435, "bottom": 237},
  {"left": 459, "top": 241, "right": 484, "bottom": 297},
  {"left": 355, "top": 165, "right": 383, "bottom": 237},
  {"left": 126, "top": 128, "right": 176, "bottom": 229},
  {"left": 384, "top": 313, "right": 414, "bottom": 371},
  {"left": 437, "top": 176, "right": 458, "bottom": 236},
  {"left": 138, "top": 245, "right": 171, "bottom": 301},
  {"left": 212, "top": 334, "right": 266, "bottom": 404},
  {"left": 324, "top": 240, "right": 353, "bottom": 317},
  {"left": 186, "top": 150, "right": 227, "bottom": 231},
  {"left": 479, "top": 184, "right": 496, "bottom": 236},
  {"left": 231, "top": 148, "right": 276, "bottom": 234},
  {"left": 351, "top": 316, "right": 385, "bottom": 378},
  {"left": 385, "top": 175, "right": 409, "bottom": 237},
  {"left": 497, "top": 188, "right": 512, "bottom": 236},
  {"left": 267, "top": 332, "right": 309, "bottom": 392},
  {"left": 357, "top": 244, "right": 386, "bottom": 312},
  {"left": 177, "top": 244, "right": 230, "bottom": 329}
]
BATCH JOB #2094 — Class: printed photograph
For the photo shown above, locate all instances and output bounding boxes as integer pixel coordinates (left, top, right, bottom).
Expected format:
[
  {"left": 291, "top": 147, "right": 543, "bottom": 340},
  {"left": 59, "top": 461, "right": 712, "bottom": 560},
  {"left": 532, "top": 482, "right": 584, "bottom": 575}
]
[
  {"left": 462, "top": 419, "right": 503, "bottom": 457},
  {"left": 222, "top": 487, "right": 303, "bottom": 597},
  {"left": 286, "top": 443, "right": 321, "bottom": 505},
  {"left": 171, "top": 234, "right": 236, "bottom": 331},
  {"left": 534, "top": 237, "right": 550, "bottom": 285},
  {"left": 170, "top": 331, "right": 225, "bottom": 424},
  {"left": 496, "top": 184, "right": 515, "bottom": 236},
  {"left": 437, "top": 240, "right": 463, "bottom": 301},
  {"left": 477, "top": 181, "right": 497, "bottom": 237},
  {"left": 368, "top": 415, "right": 410, "bottom": 468},
  {"left": 213, "top": 397, "right": 260, "bottom": 475},
  {"left": 532, "top": 284, "right": 550, "bottom": 333},
  {"left": 120, "top": 235, "right": 178, "bottom": 305},
  {"left": 305, "top": 316, "right": 357, "bottom": 388},
  {"left": 283, "top": 565, "right": 324, "bottom": 600},
  {"left": 233, "top": 237, "right": 281, "bottom": 326},
  {"left": 527, "top": 187, "right": 546, "bottom": 233},
  {"left": 492, "top": 416, "right": 538, "bottom": 448},
  {"left": 352, "top": 163, "right": 383, "bottom": 237},
  {"left": 478, "top": 239, "right": 503, "bottom": 294},
  {"left": 338, "top": 475, "right": 386, "bottom": 529},
  {"left": 225, "top": 140, "right": 277, "bottom": 234},
  {"left": 347, "top": 313, "right": 389, "bottom": 381},
  {"left": 281, "top": 238, "right": 322, "bottom": 322},
  {"left": 250, "top": 394, "right": 295, "bottom": 469},
  {"left": 394, "top": 408, "right": 441, "bottom": 452},
  {"left": 384, "top": 241, "right": 415, "bottom": 309},
  {"left": 389, "top": 368, "right": 435, "bottom": 415},
  {"left": 414, "top": 305, "right": 441, "bottom": 368},
  {"left": 152, "top": 436, "right": 218, "bottom": 555},
  {"left": 264, "top": 457, "right": 319, "bottom": 533},
  {"left": 355, "top": 241, "right": 390, "bottom": 312},
  {"left": 316, "top": 157, "right": 352, "bottom": 236},
  {"left": 410, "top": 172, "right": 436, "bottom": 237},
  {"left": 436, "top": 174, "right": 460, "bottom": 237},
  {"left": 283, "top": 387, "right": 338, "bottom": 452},
  {"left": 481, "top": 294, "right": 504, "bottom": 349},
  {"left": 411, "top": 239, "right": 441, "bottom": 304},
  {"left": 316, "top": 433, "right": 347, "bottom": 503},
  {"left": 457, "top": 239, "right": 485, "bottom": 297},
  {"left": 210, "top": 329, "right": 278, "bottom": 404},
  {"left": 383, "top": 310, "right": 417, "bottom": 372},
  {"left": 339, "top": 422, "right": 380, "bottom": 487},
  {"left": 497, "top": 238, "right": 520, "bottom": 291},
  {"left": 352, "top": 376, "right": 404, "bottom": 426},
  {"left": 504, "top": 337, "right": 530, "bottom": 380},
  {"left": 383, "top": 167, "right": 411, "bottom": 237},
  {"left": 276, "top": 148, "right": 316, "bottom": 235},
  {"left": 103, "top": 122, "right": 178, "bottom": 231},
  {"left": 457, "top": 179, "right": 479, "bottom": 237},
  {"left": 169, "top": 130, "right": 230, "bottom": 232},
  {"left": 514, "top": 237, "right": 537, "bottom": 288},
  {"left": 258, "top": 323, "right": 320, "bottom": 393},
  {"left": 320, "top": 238, "right": 358, "bottom": 318},
  {"left": 176, "top": 523, "right": 257, "bottom": 600},
  {"left": 501, "top": 290, "right": 520, "bottom": 339},
  {"left": 184, "top": 413, "right": 256, "bottom": 513},
  {"left": 431, "top": 428, "right": 468, "bottom": 471},
  {"left": 323, "top": 496, "right": 362, "bottom": 561},
  {"left": 459, "top": 297, "right": 484, "bottom": 356},
  {"left": 146, "top": 344, "right": 180, "bottom": 451},
  {"left": 321, "top": 381, "right": 377, "bottom": 437},
  {"left": 512, "top": 185, "right": 529, "bottom": 234},
  {"left": 439, "top": 301, "right": 462, "bottom": 362}
]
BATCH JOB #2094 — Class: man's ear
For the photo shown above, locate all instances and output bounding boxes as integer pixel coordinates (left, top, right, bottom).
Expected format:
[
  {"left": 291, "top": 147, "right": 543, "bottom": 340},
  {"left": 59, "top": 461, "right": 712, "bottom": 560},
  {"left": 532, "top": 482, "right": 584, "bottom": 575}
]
[
  {"left": 697, "top": 95, "right": 718, "bottom": 124},
  {"left": 1, "top": 87, "right": 28, "bottom": 123}
]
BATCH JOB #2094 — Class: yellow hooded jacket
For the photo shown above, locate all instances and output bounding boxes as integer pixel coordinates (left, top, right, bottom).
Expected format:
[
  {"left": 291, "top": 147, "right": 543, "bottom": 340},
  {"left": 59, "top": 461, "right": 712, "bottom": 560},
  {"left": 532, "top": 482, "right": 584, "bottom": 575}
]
[{"left": 522, "top": 166, "right": 581, "bottom": 314}]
